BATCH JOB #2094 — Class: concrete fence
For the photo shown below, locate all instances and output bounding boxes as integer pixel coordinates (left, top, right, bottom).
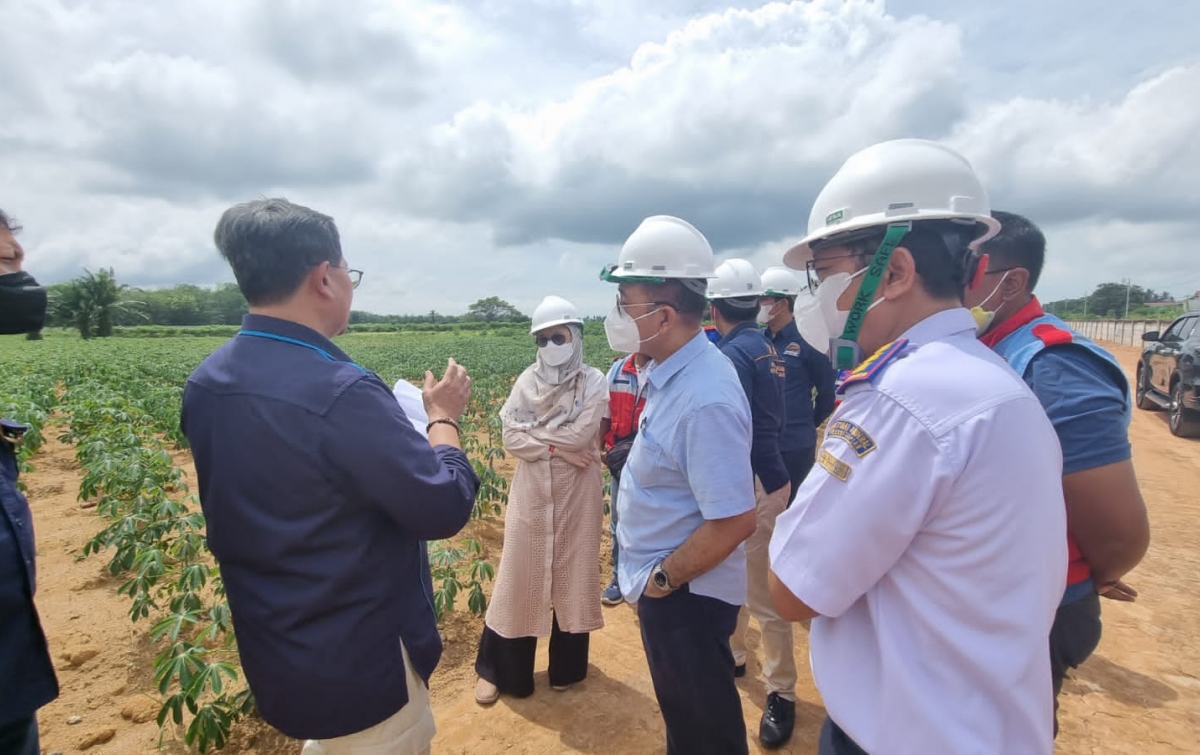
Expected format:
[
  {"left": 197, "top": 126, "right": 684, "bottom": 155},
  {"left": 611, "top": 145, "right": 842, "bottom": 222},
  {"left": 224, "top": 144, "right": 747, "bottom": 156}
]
[{"left": 1064, "top": 319, "right": 1171, "bottom": 348}]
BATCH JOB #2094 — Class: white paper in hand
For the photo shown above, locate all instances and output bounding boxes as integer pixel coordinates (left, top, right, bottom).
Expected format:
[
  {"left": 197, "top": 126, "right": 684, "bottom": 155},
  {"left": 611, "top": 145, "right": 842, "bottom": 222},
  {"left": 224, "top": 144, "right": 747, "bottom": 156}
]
[{"left": 392, "top": 379, "right": 430, "bottom": 438}]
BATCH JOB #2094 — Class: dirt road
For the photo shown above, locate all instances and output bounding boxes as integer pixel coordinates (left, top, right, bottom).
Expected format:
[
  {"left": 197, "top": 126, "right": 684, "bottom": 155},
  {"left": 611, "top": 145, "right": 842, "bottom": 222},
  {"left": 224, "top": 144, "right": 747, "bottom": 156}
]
[{"left": 26, "top": 344, "right": 1200, "bottom": 753}]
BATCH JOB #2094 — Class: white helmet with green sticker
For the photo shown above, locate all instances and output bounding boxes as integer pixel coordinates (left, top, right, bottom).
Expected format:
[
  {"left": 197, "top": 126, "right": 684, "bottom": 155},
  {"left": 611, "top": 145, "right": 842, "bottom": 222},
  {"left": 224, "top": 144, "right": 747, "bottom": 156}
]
[{"left": 783, "top": 139, "right": 1000, "bottom": 270}]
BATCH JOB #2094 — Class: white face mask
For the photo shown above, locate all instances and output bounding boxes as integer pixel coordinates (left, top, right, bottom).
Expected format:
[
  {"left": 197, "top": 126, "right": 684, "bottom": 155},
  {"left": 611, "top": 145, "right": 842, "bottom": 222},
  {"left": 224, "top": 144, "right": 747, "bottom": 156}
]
[
  {"left": 817, "top": 267, "right": 869, "bottom": 341},
  {"left": 794, "top": 293, "right": 828, "bottom": 352},
  {"left": 969, "top": 271, "right": 1011, "bottom": 336},
  {"left": 539, "top": 341, "right": 574, "bottom": 366},
  {"left": 756, "top": 302, "right": 776, "bottom": 326},
  {"left": 604, "top": 304, "right": 662, "bottom": 354}
]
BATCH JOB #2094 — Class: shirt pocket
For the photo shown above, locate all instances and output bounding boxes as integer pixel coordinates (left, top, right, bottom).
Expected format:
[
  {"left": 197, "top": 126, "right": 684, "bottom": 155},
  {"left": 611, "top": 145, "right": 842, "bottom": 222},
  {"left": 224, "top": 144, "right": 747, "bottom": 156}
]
[{"left": 623, "top": 414, "right": 673, "bottom": 489}]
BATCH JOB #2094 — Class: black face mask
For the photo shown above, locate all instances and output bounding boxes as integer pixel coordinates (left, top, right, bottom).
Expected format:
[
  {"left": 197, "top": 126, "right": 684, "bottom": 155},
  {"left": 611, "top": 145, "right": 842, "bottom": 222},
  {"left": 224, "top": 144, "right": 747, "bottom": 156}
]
[{"left": 0, "top": 271, "right": 48, "bottom": 335}]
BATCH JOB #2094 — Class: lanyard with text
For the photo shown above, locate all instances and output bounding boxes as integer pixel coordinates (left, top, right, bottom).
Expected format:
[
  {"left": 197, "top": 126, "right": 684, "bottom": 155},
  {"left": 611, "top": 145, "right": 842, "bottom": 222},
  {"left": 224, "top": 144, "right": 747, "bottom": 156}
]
[
  {"left": 236, "top": 330, "right": 368, "bottom": 374},
  {"left": 829, "top": 222, "right": 910, "bottom": 372}
]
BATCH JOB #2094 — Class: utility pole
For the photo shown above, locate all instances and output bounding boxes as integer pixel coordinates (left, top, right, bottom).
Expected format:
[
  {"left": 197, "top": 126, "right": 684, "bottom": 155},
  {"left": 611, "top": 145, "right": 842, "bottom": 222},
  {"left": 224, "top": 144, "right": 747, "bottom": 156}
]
[
  {"left": 1083, "top": 291, "right": 1088, "bottom": 318},
  {"left": 1123, "top": 277, "right": 1132, "bottom": 319}
]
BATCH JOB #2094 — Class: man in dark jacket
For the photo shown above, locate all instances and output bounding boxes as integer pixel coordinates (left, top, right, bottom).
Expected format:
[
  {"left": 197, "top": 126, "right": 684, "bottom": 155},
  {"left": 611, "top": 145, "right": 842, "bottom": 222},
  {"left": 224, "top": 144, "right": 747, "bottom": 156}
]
[
  {"left": 181, "top": 198, "right": 479, "bottom": 754},
  {"left": 0, "top": 207, "right": 58, "bottom": 755},
  {"left": 707, "top": 258, "right": 798, "bottom": 749},
  {"left": 759, "top": 266, "right": 837, "bottom": 504}
]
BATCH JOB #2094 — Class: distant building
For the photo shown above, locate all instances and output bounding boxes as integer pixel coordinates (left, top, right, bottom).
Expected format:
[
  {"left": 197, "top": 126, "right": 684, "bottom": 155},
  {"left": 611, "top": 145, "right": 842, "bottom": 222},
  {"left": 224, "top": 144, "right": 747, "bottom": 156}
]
[
  {"left": 1187, "top": 290, "right": 1200, "bottom": 312},
  {"left": 1146, "top": 300, "right": 1179, "bottom": 309}
]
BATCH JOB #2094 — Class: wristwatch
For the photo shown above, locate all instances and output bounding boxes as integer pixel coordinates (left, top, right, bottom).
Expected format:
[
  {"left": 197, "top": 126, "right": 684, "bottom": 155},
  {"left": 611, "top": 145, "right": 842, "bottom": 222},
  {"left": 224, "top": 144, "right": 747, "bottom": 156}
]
[{"left": 650, "top": 561, "right": 675, "bottom": 593}]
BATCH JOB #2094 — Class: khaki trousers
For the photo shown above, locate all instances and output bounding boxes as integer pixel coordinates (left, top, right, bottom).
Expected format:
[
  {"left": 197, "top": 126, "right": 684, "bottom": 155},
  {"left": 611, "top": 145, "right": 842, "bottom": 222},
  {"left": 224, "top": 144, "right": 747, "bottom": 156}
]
[
  {"left": 301, "top": 641, "right": 435, "bottom": 755},
  {"left": 730, "top": 478, "right": 797, "bottom": 700}
]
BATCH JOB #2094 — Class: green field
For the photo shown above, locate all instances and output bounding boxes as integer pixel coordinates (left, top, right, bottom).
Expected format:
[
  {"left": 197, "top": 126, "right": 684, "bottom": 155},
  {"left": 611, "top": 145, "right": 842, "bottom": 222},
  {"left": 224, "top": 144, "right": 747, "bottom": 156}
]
[{"left": 0, "top": 324, "right": 619, "bottom": 752}]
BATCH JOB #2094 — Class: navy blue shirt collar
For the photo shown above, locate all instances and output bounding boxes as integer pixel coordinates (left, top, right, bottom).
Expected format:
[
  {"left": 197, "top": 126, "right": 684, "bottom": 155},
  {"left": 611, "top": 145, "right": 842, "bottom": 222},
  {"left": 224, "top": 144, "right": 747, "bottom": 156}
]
[
  {"left": 767, "top": 319, "right": 801, "bottom": 344},
  {"left": 239, "top": 313, "right": 356, "bottom": 364},
  {"left": 716, "top": 320, "right": 760, "bottom": 348}
]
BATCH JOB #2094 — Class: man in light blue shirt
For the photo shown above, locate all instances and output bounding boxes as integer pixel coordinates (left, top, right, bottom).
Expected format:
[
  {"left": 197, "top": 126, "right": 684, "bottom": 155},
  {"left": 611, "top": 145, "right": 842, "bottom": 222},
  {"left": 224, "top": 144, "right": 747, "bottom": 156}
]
[{"left": 601, "top": 215, "right": 757, "bottom": 755}]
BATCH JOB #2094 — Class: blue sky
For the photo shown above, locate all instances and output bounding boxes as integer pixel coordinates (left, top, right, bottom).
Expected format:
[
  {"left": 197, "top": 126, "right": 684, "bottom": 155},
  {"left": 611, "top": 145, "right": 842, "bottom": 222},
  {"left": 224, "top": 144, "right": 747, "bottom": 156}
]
[{"left": 3, "top": 0, "right": 1198, "bottom": 316}]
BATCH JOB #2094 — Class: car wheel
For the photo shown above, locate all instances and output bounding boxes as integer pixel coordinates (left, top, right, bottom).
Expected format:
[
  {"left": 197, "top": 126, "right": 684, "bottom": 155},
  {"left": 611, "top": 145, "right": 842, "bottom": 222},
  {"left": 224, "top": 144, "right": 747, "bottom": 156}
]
[
  {"left": 1136, "top": 364, "right": 1159, "bottom": 411},
  {"left": 1169, "top": 381, "right": 1200, "bottom": 438}
]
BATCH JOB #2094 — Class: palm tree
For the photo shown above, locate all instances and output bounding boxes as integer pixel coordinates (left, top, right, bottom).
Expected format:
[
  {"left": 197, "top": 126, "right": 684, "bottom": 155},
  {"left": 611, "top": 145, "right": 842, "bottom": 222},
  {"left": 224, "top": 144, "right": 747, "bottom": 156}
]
[{"left": 53, "top": 268, "right": 147, "bottom": 338}]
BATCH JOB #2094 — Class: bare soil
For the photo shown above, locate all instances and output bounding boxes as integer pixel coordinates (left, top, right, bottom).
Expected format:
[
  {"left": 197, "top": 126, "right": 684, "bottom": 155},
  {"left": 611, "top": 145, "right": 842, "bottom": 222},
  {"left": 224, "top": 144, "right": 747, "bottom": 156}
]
[{"left": 28, "top": 344, "right": 1200, "bottom": 753}]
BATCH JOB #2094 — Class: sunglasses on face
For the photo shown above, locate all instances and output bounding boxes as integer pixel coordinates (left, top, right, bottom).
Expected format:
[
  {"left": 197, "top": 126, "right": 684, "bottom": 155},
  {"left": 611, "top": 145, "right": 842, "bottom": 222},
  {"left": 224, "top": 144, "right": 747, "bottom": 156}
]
[{"left": 536, "top": 333, "right": 568, "bottom": 347}]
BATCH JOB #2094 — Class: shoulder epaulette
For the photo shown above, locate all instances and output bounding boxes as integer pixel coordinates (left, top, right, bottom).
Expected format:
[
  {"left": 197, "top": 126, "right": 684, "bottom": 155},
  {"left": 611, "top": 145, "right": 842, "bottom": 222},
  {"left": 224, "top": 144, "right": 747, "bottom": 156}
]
[
  {"left": 836, "top": 338, "right": 909, "bottom": 394},
  {"left": 1031, "top": 323, "right": 1074, "bottom": 347}
]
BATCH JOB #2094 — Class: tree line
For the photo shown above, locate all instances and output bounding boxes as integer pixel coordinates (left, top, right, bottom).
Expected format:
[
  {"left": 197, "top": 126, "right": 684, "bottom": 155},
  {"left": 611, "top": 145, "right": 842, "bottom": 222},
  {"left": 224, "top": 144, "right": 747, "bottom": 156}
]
[
  {"left": 1044, "top": 282, "right": 1184, "bottom": 320},
  {"left": 40, "top": 271, "right": 534, "bottom": 339},
  {"left": 36, "top": 270, "right": 1188, "bottom": 341}
]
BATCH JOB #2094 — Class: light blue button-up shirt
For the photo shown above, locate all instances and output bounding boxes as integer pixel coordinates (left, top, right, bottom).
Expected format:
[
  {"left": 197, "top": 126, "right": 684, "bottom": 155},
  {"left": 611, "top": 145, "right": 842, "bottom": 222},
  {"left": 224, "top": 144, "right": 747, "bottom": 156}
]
[{"left": 615, "top": 330, "right": 756, "bottom": 605}]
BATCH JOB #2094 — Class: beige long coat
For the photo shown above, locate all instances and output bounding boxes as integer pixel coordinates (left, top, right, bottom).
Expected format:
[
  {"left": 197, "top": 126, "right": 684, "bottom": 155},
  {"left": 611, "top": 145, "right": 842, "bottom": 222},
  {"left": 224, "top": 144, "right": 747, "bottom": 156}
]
[{"left": 484, "top": 367, "right": 608, "bottom": 638}]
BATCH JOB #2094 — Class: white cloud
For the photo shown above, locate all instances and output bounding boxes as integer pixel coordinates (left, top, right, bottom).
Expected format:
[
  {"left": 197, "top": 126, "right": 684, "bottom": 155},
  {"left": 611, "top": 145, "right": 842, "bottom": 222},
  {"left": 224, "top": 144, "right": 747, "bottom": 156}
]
[
  {"left": 951, "top": 65, "right": 1200, "bottom": 226},
  {"left": 391, "top": 0, "right": 968, "bottom": 249},
  {"left": 2, "top": 0, "right": 1198, "bottom": 318}
]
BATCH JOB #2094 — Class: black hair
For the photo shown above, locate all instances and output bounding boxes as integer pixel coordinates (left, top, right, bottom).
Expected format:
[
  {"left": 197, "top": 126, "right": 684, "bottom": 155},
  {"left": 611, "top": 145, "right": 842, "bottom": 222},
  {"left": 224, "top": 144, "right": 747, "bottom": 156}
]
[
  {"left": 837, "top": 221, "right": 978, "bottom": 302},
  {"left": 638, "top": 280, "right": 708, "bottom": 321},
  {"left": 213, "top": 197, "right": 343, "bottom": 306},
  {"left": 711, "top": 296, "right": 758, "bottom": 324},
  {"left": 0, "top": 208, "right": 21, "bottom": 234},
  {"left": 981, "top": 211, "right": 1046, "bottom": 291}
]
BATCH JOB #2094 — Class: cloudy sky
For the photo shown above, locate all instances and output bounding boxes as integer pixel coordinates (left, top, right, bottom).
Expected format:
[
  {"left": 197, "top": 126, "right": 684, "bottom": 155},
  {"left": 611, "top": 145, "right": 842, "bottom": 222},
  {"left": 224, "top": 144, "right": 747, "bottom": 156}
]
[{"left": 3, "top": 0, "right": 1198, "bottom": 317}]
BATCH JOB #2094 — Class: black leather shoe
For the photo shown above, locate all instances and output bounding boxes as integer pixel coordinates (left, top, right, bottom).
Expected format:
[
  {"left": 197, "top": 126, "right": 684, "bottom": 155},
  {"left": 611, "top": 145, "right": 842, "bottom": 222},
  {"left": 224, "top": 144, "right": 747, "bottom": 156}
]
[
  {"left": 759, "top": 692, "right": 795, "bottom": 749},
  {"left": 734, "top": 663, "right": 746, "bottom": 678}
]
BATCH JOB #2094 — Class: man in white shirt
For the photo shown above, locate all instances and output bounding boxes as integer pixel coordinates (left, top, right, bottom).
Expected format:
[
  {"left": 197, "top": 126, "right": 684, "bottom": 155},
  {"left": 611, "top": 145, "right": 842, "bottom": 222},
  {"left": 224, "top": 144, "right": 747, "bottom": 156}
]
[{"left": 767, "top": 139, "right": 1068, "bottom": 755}]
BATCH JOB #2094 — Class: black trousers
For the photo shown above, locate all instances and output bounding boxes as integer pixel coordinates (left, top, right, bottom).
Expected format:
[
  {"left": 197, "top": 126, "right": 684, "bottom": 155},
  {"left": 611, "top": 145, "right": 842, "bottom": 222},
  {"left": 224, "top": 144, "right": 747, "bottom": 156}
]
[
  {"left": 638, "top": 586, "right": 748, "bottom": 755},
  {"left": 474, "top": 612, "right": 589, "bottom": 698},
  {"left": 818, "top": 717, "right": 869, "bottom": 755},
  {"left": 781, "top": 448, "right": 816, "bottom": 506},
  {"left": 0, "top": 715, "right": 39, "bottom": 755},
  {"left": 1050, "top": 589, "right": 1102, "bottom": 737}
]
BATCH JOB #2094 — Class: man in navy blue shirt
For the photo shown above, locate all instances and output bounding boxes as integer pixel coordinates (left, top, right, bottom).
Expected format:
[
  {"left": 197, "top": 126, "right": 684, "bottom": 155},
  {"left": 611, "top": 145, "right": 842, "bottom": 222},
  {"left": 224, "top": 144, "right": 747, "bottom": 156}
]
[
  {"left": 707, "top": 258, "right": 797, "bottom": 749},
  {"left": 967, "top": 210, "right": 1150, "bottom": 738},
  {"left": 758, "top": 267, "right": 837, "bottom": 505},
  {"left": 0, "top": 208, "right": 58, "bottom": 755},
  {"left": 181, "top": 198, "right": 480, "bottom": 754}
]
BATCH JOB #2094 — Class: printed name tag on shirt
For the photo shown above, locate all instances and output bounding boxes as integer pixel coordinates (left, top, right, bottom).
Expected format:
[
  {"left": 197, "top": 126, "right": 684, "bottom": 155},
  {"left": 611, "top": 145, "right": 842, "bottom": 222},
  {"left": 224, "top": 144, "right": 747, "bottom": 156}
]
[
  {"left": 817, "top": 449, "right": 851, "bottom": 481},
  {"left": 826, "top": 420, "right": 877, "bottom": 457}
]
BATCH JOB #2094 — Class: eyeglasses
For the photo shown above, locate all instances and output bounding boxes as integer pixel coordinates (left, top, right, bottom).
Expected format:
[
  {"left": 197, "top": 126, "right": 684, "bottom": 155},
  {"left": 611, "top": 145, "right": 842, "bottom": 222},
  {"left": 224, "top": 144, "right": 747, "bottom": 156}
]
[
  {"left": 535, "top": 333, "right": 569, "bottom": 347},
  {"left": 982, "top": 266, "right": 1021, "bottom": 275},
  {"left": 331, "top": 262, "right": 363, "bottom": 289},
  {"left": 804, "top": 253, "right": 862, "bottom": 291}
]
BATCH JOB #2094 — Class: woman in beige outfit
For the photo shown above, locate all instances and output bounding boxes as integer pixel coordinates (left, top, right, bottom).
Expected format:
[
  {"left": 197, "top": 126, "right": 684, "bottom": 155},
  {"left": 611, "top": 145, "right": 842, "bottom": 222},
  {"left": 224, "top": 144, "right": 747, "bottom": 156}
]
[{"left": 474, "top": 296, "right": 608, "bottom": 704}]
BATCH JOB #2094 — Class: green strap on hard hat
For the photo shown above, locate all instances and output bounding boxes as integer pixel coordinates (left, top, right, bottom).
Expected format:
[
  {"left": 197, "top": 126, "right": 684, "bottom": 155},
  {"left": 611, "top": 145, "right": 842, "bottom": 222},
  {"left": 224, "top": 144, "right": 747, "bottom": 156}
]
[{"left": 832, "top": 222, "right": 910, "bottom": 371}]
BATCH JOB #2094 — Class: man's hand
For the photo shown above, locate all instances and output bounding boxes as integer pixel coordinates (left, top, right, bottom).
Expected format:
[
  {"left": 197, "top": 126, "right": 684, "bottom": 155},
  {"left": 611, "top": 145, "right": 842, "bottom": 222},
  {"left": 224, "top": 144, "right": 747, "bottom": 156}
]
[
  {"left": 1099, "top": 579, "right": 1138, "bottom": 602},
  {"left": 423, "top": 358, "right": 471, "bottom": 420},
  {"left": 642, "top": 580, "right": 670, "bottom": 599}
]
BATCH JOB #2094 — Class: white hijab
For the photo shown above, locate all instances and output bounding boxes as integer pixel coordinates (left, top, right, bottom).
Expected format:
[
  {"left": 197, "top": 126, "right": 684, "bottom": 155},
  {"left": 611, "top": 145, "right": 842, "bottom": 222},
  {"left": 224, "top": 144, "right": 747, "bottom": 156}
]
[{"left": 501, "top": 323, "right": 591, "bottom": 432}]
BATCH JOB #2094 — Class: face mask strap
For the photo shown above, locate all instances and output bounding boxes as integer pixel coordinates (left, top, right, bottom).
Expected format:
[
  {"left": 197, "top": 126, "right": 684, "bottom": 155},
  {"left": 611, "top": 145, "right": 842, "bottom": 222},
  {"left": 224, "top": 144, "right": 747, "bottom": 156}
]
[
  {"left": 831, "top": 222, "right": 909, "bottom": 371},
  {"left": 978, "top": 269, "right": 1010, "bottom": 311}
]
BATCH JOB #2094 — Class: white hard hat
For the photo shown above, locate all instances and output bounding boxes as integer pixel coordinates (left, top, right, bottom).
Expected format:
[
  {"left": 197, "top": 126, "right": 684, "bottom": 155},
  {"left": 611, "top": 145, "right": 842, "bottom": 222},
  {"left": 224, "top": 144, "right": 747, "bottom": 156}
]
[
  {"left": 530, "top": 295, "right": 583, "bottom": 334},
  {"left": 601, "top": 215, "right": 716, "bottom": 293},
  {"left": 707, "top": 258, "right": 763, "bottom": 300},
  {"left": 783, "top": 139, "right": 1000, "bottom": 270},
  {"left": 760, "top": 266, "right": 804, "bottom": 297}
]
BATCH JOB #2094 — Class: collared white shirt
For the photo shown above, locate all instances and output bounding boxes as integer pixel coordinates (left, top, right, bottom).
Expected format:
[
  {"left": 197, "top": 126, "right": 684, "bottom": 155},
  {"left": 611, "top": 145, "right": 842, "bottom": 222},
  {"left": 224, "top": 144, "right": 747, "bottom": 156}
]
[{"left": 769, "top": 308, "right": 1067, "bottom": 755}]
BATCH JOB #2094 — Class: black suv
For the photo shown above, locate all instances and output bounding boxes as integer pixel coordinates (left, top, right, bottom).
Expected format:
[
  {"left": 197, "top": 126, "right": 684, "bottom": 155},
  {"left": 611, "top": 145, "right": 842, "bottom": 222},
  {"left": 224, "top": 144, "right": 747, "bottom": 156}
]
[{"left": 1137, "top": 311, "right": 1200, "bottom": 437}]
